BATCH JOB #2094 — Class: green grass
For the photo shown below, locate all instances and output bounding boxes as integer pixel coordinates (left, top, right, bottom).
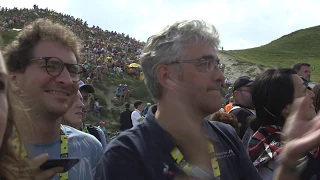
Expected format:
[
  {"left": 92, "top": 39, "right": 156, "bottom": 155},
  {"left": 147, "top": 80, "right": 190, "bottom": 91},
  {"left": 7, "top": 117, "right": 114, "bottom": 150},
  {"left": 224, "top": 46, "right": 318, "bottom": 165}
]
[
  {"left": 0, "top": 8, "right": 153, "bottom": 133},
  {"left": 86, "top": 75, "right": 152, "bottom": 132},
  {"left": 0, "top": 29, "right": 19, "bottom": 48},
  {"left": 224, "top": 25, "right": 320, "bottom": 81},
  {"left": 1, "top": 29, "right": 152, "bottom": 132},
  {"left": 101, "top": 75, "right": 153, "bottom": 102}
]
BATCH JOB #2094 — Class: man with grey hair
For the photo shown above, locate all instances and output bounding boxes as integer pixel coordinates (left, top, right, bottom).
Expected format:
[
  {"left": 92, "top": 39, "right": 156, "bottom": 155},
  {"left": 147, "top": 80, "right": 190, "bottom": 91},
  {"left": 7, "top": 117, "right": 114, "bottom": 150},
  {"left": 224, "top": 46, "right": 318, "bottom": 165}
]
[{"left": 103, "top": 20, "right": 262, "bottom": 179}]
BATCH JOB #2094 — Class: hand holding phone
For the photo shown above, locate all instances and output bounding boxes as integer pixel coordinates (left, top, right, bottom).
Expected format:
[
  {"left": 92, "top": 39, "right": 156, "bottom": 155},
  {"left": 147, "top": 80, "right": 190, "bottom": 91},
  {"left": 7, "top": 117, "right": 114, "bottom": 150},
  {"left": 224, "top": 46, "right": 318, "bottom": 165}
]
[
  {"left": 40, "top": 158, "right": 80, "bottom": 172},
  {"left": 31, "top": 154, "right": 64, "bottom": 180}
]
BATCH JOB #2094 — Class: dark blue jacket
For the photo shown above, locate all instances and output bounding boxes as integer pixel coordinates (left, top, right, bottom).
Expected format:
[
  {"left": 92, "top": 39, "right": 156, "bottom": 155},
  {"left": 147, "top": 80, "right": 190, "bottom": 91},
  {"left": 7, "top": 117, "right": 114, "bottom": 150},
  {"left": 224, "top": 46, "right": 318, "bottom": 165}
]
[{"left": 103, "top": 105, "right": 262, "bottom": 180}]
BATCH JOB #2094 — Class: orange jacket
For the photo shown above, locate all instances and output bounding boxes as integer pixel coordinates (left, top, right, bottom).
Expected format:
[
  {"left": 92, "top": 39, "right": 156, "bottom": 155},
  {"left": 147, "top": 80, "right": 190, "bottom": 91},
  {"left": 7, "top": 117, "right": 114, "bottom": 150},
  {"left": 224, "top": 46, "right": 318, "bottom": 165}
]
[{"left": 225, "top": 103, "right": 233, "bottom": 113}]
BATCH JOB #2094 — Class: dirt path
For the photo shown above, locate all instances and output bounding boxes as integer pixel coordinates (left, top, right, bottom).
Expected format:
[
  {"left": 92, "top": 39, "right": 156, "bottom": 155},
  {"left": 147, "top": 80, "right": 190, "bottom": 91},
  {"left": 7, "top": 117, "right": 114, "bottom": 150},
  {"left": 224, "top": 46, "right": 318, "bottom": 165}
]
[
  {"left": 104, "top": 85, "right": 118, "bottom": 109},
  {"left": 218, "top": 52, "right": 264, "bottom": 82},
  {"left": 98, "top": 84, "right": 139, "bottom": 110}
]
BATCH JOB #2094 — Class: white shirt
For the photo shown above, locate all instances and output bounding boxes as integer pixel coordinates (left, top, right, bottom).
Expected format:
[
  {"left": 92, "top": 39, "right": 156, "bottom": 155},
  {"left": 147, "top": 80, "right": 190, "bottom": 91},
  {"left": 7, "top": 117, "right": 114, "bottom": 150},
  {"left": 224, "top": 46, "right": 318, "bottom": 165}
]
[
  {"left": 219, "top": 108, "right": 225, "bottom": 112},
  {"left": 131, "top": 109, "right": 143, "bottom": 127},
  {"left": 94, "top": 101, "right": 100, "bottom": 107}
]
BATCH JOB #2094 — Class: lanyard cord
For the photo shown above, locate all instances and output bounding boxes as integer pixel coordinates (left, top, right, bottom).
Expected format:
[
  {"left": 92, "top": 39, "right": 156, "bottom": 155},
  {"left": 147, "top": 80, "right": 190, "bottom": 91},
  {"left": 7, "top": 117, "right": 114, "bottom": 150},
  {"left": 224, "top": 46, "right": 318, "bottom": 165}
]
[
  {"left": 60, "top": 126, "right": 68, "bottom": 180},
  {"left": 12, "top": 126, "right": 69, "bottom": 180},
  {"left": 170, "top": 141, "right": 221, "bottom": 179},
  {"left": 82, "top": 124, "right": 89, "bottom": 133}
]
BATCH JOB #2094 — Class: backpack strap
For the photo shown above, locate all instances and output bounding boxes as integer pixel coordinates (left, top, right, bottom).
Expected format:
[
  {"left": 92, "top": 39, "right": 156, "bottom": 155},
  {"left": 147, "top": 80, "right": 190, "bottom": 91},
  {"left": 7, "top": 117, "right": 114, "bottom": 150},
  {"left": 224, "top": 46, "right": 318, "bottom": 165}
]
[
  {"left": 228, "top": 106, "right": 241, "bottom": 114},
  {"left": 86, "top": 124, "right": 102, "bottom": 143},
  {"left": 229, "top": 106, "right": 255, "bottom": 115}
]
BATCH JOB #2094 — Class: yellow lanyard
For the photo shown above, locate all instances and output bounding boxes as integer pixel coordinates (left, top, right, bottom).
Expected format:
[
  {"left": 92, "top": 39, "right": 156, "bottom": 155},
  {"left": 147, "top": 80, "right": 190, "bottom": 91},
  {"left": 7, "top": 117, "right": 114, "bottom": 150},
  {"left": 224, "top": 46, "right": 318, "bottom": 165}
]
[
  {"left": 82, "top": 124, "right": 89, "bottom": 133},
  {"left": 12, "top": 126, "right": 69, "bottom": 180},
  {"left": 170, "top": 141, "right": 221, "bottom": 178}
]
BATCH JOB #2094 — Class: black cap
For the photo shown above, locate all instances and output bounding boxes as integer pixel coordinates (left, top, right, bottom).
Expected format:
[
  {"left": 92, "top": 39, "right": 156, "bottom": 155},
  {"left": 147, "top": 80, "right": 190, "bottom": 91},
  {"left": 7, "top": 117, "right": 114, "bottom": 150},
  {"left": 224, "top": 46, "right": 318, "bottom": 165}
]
[
  {"left": 79, "top": 81, "right": 95, "bottom": 93},
  {"left": 233, "top": 76, "right": 254, "bottom": 91}
]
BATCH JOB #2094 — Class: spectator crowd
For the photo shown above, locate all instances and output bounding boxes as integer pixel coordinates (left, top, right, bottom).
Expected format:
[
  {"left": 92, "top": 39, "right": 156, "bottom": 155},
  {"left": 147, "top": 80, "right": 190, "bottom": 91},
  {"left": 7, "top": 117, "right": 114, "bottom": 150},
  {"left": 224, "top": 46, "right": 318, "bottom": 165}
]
[
  {"left": 0, "top": 5, "right": 145, "bottom": 86},
  {"left": 0, "top": 4, "right": 320, "bottom": 180}
]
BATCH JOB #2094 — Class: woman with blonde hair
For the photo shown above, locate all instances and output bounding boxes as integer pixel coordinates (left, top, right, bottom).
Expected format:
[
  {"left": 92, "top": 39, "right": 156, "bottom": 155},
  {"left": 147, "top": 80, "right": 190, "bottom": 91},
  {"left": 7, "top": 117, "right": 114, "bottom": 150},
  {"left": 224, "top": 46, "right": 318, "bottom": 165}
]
[{"left": 0, "top": 50, "right": 32, "bottom": 179}]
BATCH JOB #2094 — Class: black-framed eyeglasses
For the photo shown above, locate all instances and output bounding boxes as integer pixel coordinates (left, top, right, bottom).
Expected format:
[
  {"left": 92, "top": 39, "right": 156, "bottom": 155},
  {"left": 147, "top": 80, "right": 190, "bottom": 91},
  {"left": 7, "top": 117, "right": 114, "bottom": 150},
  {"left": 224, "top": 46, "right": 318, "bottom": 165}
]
[
  {"left": 30, "top": 57, "right": 85, "bottom": 82},
  {"left": 168, "top": 55, "right": 224, "bottom": 73}
]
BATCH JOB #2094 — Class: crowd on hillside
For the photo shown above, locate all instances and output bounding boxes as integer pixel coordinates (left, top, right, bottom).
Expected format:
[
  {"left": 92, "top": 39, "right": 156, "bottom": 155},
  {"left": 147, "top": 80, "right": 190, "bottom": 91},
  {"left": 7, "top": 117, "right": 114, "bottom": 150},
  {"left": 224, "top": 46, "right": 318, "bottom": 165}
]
[
  {"left": 0, "top": 5, "right": 145, "bottom": 86},
  {"left": 1, "top": 4, "right": 320, "bottom": 180},
  {"left": 0, "top": 6, "right": 147, "bottom": 128}
]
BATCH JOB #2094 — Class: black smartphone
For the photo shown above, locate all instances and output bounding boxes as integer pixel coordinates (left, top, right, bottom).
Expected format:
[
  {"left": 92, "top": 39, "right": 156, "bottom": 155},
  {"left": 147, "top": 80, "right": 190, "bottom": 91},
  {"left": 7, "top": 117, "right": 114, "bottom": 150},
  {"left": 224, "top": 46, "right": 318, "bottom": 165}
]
[{"left": 40, "top": 158, "right": 80, "bottom": 172}]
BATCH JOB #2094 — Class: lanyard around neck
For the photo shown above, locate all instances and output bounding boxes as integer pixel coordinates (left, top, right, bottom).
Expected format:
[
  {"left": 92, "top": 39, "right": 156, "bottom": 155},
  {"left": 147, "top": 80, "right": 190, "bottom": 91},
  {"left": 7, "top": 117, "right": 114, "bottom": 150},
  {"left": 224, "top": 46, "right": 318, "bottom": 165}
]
[
  {"left": 82, "top": 124, "right": 89, "bottom": 133},
  {"left": 170, "top": 141, "right": 221, "bottom": 179},
  {"left": 12, "top": 125, "right": 69, "bottom": 180}
]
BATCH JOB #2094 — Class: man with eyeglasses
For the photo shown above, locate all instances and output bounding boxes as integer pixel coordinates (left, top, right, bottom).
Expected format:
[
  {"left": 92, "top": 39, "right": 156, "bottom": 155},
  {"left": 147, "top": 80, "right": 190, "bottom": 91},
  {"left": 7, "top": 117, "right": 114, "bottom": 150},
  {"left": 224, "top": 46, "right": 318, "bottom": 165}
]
[
  {"left": 103, "top": 20, "right": 262, "bottom": 179},
  {"left": 4, "top": 19, "right": 105, "bottom": 180},
  {"left": 229, "top": 76, "right": 255, "bottom": 139}
]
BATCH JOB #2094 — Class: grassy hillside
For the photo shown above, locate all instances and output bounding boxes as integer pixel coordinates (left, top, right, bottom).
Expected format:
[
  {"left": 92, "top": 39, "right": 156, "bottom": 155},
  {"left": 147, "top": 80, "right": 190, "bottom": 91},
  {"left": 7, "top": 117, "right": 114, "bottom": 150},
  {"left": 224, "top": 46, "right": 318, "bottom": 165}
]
[
  {"left": 0, "top": 29, "right": 151, "bottom": 132},
  {"left": 0, "top": 29, "right": 19, "bottom": 47},
  {"left": 0, "top": 5, "right": 154, "bottom": 132},
  {"left": 0, "top": 28, "right": 152, "bottom": 132},
  {"left": 86, "top": 75, "right": 153, "bottom": 132},
  {"left": 225, "top": 25, "right": 320, "bottom": 81}
]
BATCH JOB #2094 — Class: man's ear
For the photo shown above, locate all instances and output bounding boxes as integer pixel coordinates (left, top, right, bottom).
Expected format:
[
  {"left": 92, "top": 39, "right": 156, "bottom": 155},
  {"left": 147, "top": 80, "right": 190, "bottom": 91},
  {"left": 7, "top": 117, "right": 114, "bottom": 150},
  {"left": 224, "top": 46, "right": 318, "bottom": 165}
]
[
  {"left": 156, "top": 65, "right": 172, "bottom": 90},
  {"left": 233, "top": 91, "right": 239, "bottom": 98},
  {"left": 9, "top": 72, "right": 21, "bottom": 92}
]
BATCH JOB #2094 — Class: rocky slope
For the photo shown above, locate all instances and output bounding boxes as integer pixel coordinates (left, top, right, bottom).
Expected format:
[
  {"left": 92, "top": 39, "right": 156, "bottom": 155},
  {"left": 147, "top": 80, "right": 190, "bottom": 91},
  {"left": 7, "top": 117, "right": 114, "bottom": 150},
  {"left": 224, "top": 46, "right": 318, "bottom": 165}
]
[{"left": 218, "top": 51, "right": 264, "bottom": 82}]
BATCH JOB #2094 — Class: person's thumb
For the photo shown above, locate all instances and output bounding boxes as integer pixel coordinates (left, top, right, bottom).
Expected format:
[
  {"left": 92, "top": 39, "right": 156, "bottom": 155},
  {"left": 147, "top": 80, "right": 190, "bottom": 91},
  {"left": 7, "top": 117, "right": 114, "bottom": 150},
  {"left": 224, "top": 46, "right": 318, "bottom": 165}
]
[{"left": 31, "top": 153, "right": 49, "bottom": 168}]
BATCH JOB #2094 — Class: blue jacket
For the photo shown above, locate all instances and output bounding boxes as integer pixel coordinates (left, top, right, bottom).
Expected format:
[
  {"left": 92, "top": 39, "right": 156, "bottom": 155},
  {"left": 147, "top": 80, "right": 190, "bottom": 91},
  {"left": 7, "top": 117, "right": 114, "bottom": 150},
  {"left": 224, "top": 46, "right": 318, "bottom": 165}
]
[{"left": 103, "top": 105, "right": 262, "bottom": 180}]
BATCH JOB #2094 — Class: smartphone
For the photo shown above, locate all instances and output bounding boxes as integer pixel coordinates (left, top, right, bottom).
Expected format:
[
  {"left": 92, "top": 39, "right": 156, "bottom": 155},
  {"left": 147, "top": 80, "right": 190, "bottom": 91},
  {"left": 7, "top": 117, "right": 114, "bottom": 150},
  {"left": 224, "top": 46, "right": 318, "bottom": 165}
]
[{"left": 40, "top": 158, "right": 80, "bottom": 172}]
